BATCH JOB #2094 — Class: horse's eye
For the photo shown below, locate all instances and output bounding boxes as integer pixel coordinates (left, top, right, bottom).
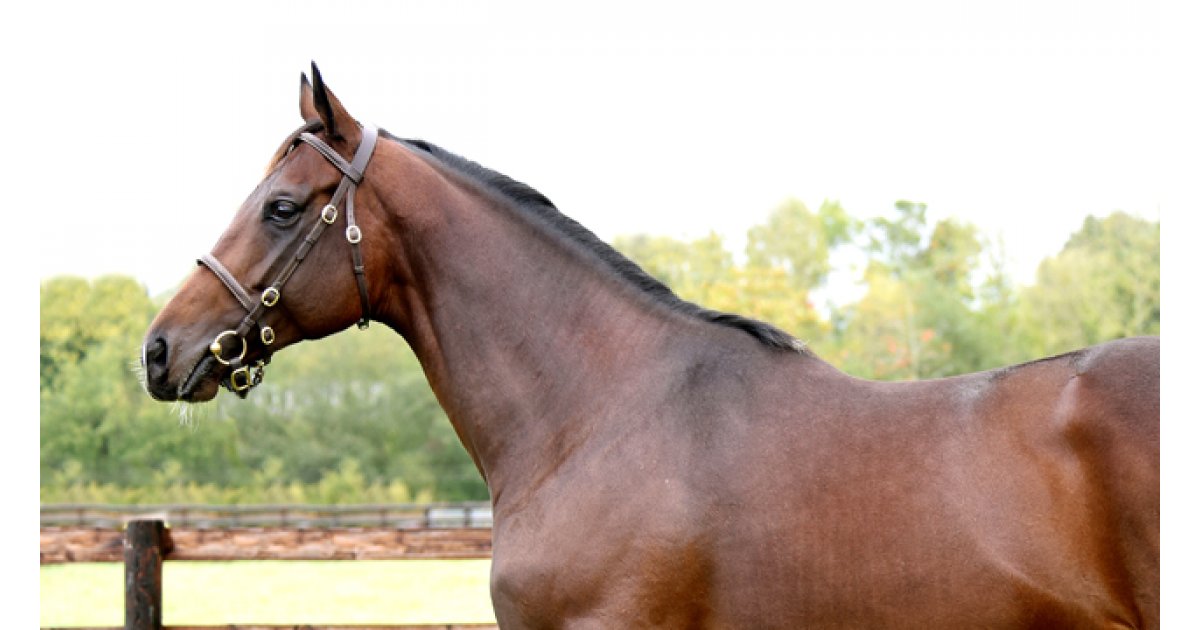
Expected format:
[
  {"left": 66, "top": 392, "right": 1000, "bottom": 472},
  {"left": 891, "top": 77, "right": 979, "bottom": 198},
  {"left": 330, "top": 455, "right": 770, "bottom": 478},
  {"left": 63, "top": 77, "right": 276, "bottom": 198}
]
[{"left": 265, "top": 200, "right": 301, "bottom": 225}]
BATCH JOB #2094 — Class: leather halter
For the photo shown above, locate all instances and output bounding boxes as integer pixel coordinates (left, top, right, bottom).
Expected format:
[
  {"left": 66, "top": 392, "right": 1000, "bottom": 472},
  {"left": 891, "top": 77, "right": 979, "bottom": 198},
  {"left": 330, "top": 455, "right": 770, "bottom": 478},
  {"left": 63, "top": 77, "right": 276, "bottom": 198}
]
[{"left": 197, "top": 124, "right": 379, "bottom": 394}]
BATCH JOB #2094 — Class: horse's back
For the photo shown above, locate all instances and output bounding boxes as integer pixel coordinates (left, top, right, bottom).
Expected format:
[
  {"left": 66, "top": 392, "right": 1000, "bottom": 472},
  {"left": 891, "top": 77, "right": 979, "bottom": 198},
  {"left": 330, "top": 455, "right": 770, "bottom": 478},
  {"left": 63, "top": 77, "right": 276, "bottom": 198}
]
[{"left": 703, "top": 337, "right": 1160, "bottom": 627}]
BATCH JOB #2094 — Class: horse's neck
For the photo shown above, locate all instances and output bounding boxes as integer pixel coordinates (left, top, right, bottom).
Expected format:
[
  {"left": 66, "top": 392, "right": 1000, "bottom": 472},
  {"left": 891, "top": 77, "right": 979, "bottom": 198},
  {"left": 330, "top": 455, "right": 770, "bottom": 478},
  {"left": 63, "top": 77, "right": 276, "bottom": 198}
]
[{"left": 377, "top": 175, "right": 687, "bottom": 496}]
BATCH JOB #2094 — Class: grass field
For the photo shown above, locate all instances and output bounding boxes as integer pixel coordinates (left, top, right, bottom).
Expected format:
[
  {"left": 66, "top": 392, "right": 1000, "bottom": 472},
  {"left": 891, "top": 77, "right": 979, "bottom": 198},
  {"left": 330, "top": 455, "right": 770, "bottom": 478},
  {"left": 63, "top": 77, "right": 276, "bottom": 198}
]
[{"left": 40, "top": 559, "right": 496, "bottom": 627}]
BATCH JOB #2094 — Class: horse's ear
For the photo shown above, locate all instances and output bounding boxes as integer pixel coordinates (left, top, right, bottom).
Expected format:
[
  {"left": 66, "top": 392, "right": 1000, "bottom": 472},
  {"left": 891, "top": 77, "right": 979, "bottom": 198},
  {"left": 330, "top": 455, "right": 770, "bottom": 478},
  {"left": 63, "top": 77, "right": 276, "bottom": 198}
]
[
  {"left": 309, "top": 62, "right": 356, "bottom": 141},
  {"left": 299, "top": 72, "right": 319, "bottom": 124}
]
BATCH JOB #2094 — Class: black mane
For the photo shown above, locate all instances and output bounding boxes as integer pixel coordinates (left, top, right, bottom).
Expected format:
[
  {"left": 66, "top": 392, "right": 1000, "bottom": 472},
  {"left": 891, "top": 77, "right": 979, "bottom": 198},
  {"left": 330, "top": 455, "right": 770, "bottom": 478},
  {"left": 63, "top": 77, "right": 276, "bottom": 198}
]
[{"left": 384, "top": 130, "right": 803, "bottom": 353}]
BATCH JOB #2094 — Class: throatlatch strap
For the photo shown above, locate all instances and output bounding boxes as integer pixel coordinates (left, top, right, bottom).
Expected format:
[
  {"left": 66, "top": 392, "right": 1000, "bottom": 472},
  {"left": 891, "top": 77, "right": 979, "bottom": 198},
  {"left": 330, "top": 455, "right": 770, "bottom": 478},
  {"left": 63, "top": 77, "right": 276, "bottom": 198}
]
[{"left": 346, "top": 126, "right": 377, "bottom": 327}]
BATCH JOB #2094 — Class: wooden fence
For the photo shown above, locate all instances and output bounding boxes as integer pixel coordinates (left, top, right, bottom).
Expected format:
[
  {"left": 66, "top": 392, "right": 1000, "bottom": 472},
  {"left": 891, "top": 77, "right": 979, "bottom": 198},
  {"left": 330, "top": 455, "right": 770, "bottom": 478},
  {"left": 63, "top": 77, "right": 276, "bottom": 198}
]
[
  {"left": 41, "top": 508, "right": 497, "bottom": 630},
  {"left": 41, "top": 502, "right": 493, "bottom": 530}
]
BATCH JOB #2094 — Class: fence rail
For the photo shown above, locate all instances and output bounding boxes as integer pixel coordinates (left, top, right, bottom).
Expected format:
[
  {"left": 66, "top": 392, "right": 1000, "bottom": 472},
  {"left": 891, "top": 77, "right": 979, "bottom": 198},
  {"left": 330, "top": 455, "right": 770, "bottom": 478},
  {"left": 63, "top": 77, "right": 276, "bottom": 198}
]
[
  {"left": 41, "top": 502, "right": 493, "bottom": 529},
  {"left": 43, "top": 626, "right": 496, "bottom": 630},
  {"left": 41, "top": 525, "right": 492, "bottom": 564},
  {"left": 43, "top": 626, "right": 495, "bottom": 630}
]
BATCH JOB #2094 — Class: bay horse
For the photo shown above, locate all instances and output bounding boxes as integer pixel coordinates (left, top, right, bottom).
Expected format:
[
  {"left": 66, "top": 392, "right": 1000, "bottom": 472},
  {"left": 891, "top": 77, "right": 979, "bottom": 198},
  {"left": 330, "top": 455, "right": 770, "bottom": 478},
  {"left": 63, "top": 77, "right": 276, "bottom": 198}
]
[{"left": 143, "top": 65, "right": 1159, "bottom": 628}]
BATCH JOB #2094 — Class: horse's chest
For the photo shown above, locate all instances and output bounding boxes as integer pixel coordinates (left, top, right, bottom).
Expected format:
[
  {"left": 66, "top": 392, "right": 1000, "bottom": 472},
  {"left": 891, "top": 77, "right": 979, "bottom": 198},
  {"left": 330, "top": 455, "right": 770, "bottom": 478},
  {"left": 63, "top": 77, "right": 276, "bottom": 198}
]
[
  {"left": 490, "top": 530, "right": 716, "bottom": 629},
  {"left": 488, "top": 480, "right": 715, "bottom": 627}
]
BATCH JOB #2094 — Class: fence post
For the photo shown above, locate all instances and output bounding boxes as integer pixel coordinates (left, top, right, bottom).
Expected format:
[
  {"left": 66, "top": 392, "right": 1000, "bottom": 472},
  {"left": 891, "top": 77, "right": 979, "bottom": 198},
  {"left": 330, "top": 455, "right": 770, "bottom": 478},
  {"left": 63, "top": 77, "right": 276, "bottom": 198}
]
[{"left": 125, "top": 519, "right": 170, "bottom": 630}]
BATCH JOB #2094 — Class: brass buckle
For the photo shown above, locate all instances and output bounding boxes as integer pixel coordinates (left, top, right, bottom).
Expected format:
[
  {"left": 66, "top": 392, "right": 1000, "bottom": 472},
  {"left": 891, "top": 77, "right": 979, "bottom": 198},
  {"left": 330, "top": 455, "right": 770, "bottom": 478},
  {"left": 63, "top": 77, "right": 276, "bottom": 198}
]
[
  {"left": 229, "top": 365, "right": 253, "bottom": 392},
  {"left": 261, "top": 287, "right": 280, "bottom": 307},
  {"left": 229, "top": 360, "right": 265, "bottom": 392},
  {"left": 321, "top": 204, "right": 338, "bottom": 224},
  {"left": 260, "top": 326, "right": 275, "bottom": 346},
  {"left": 345, "top": 225, "right": 362, "bottom": 244},
  {"left": 209, "top": 330, "right": 247, "bottom": 366}
]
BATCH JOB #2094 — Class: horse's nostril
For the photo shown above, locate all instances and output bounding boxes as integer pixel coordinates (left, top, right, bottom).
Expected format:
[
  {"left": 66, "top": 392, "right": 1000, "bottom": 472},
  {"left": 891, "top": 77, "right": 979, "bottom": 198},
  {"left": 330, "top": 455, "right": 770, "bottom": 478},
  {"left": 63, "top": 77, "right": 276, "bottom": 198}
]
[
  {"left": 146, "top": 338, "right": 167, "bottom": 363},
  {"left": 145, "top": 337, "right": 168, "bottom": 376}
]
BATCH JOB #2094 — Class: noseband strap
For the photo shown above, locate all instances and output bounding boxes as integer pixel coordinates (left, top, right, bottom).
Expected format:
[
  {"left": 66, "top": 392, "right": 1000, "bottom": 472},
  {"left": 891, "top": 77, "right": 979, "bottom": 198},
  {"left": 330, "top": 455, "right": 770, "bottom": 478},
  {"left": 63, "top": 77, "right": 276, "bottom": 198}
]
[
  {"left": 197, "top": 124, "right": 379, "bottom": 394},
  {"left": 198, "top": 253, "right": 256, "bottom": 312}
]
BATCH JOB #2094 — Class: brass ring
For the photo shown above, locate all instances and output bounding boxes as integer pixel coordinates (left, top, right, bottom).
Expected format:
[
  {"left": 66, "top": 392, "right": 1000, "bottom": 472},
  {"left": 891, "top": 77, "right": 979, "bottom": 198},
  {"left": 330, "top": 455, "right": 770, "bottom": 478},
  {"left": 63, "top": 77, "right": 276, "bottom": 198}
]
[
  {"left": 321, "top": 204, "right": 338, "bottom": 224},
  {"left": 209, "top": 330, "right": 247, "bottom": 366},
  {"left": 260, "top": 326, "right": 276, "bottom": 346},
  {"left": 261, "top": 287, "right": 280, "bottom": 307}
]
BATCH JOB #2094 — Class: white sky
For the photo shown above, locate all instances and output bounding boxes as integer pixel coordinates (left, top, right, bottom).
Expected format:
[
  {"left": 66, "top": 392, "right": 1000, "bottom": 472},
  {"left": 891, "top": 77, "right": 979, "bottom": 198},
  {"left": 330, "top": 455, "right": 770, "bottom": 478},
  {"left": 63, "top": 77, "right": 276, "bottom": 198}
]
[{"left": 14, "top": 0, "right": 1187, "bottom": 301}]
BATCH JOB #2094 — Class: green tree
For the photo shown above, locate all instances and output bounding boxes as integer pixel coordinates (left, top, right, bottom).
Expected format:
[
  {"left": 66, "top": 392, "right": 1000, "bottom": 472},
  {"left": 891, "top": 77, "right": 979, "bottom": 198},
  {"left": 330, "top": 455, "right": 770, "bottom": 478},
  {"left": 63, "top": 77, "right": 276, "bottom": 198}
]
[
  {"left": 615, "top": 199, "right": 855, "bottom": 345},
  {"left": 40, "top": 275, "right": 156, "bottom": 390},
  {"left": 746, "top": 199, "right": 855, "bottom": 291},
  {"left": 40, "top": 274, "right": 487, "bottom": 503},
  {"left": 613, "top": 231, "right": 734, "bottom": 300},
  {"left": 209, "top": 323, "right": 486, "bottom": 500},
  {"left": 1018, "top": 212, "right": 1159, "bottom": 356},
  {"left": 832, "top": 201, "right": 1008, "bottom": 380},
  {"left": 742, "top": 199, "right": 856, "bottom": 343}
]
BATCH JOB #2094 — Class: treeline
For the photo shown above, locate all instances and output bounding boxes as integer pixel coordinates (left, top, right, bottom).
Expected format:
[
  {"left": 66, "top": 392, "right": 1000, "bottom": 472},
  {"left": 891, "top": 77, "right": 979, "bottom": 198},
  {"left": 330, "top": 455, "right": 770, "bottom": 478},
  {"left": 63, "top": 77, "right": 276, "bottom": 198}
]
[
  {"left": 616, "top": 202, "right": 1158, "bottom": 379},
  {"left": 40, "top": 203, "right": 1158, "bottom": 504}
]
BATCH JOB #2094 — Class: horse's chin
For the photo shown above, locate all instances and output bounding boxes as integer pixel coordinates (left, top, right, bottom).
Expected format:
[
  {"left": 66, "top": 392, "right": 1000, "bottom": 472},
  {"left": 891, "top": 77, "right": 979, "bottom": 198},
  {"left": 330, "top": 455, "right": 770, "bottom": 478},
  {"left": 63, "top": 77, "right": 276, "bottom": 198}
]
[
  {"left": 184, "top": 378, "right": 221, "bottom": 403},
  {"left": 178, "top": 354, "right": 221, "bottom": 402}
]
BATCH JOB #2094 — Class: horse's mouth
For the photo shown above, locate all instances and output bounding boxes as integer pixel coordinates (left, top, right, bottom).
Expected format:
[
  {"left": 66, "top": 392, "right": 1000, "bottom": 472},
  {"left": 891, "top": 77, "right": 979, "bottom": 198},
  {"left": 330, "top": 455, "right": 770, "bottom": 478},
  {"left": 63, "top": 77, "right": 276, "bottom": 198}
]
[
  {"left": 178, "top": 354, "right": 221, "bottom": 402},
  {"left": 179, "top": 349, "right": 269, "bottom": 401}
]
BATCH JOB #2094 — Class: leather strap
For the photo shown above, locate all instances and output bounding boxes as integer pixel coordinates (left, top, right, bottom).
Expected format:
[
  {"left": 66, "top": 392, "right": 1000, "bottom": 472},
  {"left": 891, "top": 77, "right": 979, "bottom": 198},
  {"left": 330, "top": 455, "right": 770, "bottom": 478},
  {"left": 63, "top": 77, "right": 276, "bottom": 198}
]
[
  {"left": 198, "top": 254, "right": 255, "bottom": 312},
  {"left": 298, "top": 125, "right": 377, "bottom": 182},
  {"left": 298, "top": 132, "right": 362, "bottom": 182}
]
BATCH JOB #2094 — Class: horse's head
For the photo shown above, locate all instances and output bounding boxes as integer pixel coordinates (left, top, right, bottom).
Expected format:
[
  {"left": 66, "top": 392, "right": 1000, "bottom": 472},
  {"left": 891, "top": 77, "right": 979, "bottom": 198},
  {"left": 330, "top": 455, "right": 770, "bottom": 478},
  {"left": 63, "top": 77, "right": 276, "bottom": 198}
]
[{"left": 143, "top": 65, "right": 386, "bottom": 402}]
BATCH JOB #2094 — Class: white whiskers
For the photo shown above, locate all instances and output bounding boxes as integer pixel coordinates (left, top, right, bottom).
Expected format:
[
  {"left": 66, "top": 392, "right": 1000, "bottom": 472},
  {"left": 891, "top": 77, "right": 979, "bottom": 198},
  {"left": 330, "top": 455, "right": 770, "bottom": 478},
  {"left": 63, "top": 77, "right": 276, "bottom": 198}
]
[
  {"left": 128, "top": 346, "right": 205, "bottom": 430},
  {"left": 128, "top": 350, "right": 148, "bottom": 393},
  {"left": 171, "top": 400, "right": 201, "bottom": 430}
]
